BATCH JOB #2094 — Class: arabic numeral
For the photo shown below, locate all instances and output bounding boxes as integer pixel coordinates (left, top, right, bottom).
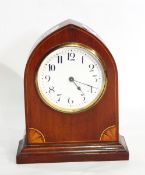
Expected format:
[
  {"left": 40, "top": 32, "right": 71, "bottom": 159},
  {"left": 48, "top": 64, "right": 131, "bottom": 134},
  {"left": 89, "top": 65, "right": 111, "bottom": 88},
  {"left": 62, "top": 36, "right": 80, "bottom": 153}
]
[
  {"left": 92, "top": 75, "right": 98, "bottom": 82},
  {"left": 89, "top": 64, "right": 95, "bottom": 72},
  {"left": 58, "top": 56, "right": 63, "bottom": 64},
  {"left": 57, "top": 94, "right": 62, "bottom": 102},
  {"left": 49, "top": 86, "right": 55, "bottom": 93},
  {"left": 82, "top": 56, "right": 84, "bottom": 64},
  {"left": 68, "top": 52, "right": 75, "bottom": 61},
  {"left": 45, "top": 75, "right": 50, "bottom": 82},
  {"left": 48, "top": 64, "right": 55, "bottom": 71},
  {"left": 81, "top": 93, "right": 85, "bottom": 101},
  {"left": 68, "top": 98, "right": 74, "bottom": 105}
]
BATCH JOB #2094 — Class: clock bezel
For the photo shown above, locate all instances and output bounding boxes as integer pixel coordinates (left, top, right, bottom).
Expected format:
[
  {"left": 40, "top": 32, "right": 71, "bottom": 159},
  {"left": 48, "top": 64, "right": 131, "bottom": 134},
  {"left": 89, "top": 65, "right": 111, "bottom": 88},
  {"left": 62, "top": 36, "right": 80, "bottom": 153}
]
[{"left": 35, "top": 42, "right": 107, "bottom": 114}]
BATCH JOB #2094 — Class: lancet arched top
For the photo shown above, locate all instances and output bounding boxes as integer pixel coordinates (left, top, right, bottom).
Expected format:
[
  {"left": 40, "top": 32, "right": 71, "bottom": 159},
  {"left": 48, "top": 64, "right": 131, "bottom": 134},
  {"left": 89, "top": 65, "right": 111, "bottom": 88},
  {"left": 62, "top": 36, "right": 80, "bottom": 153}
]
[
  {"left": 24, "top": 19, "right": 118, "bottom": 143},
  {"left": 17, "top": 20, "right": 129, "bottom": 164},
  {"left": 25, "top": 19, "right": 117, "bottom": 78}
]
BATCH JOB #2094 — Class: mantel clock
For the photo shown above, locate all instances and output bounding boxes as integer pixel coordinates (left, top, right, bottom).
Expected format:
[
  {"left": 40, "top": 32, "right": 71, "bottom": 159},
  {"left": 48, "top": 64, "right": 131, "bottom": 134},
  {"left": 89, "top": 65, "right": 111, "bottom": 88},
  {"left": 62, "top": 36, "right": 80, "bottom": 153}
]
[{"left": 16, "top": 20, "right": 129, "bottom": 163}]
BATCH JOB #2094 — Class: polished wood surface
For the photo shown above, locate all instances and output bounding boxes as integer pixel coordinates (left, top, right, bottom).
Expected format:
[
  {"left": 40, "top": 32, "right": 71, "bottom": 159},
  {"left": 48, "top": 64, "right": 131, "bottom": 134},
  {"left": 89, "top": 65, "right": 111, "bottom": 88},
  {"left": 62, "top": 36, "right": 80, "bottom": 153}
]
[
  {"left": 28, "top": 128, "right": 45, "bottom": 143},
  {"left": 25, "top": 19, "right": 118, "bottom": 143},
  {"left": 100, "top": 125, "right": 117, "bottom": 141},
  {"left": 17, "top": 135, "right": 128, "bottom": 163},
  {"left": 16, "top": 19, "right": 129, "bottom": 163}
]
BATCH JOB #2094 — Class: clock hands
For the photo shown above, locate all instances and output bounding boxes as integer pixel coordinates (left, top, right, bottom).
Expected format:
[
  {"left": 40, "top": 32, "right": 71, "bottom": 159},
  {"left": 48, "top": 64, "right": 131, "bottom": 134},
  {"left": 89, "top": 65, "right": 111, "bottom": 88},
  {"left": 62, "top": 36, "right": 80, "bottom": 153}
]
[
  {"left": 69, "top": 77, "right": 85, "bottom": 95},
  {"left": 69, "top": 76, "right": 97, "bottom": 93},
  {"left": 74, "top": 80, "right": 97, "bottom": 89}
]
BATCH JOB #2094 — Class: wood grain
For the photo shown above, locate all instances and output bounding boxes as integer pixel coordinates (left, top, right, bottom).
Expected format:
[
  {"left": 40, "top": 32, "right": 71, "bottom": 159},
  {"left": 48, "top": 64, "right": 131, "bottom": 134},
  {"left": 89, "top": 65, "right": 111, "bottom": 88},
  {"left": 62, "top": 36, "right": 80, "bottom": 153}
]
[
  {"left": 24, "top": 19, "right": 118, "bottom": 143},
  {"left": 28, "top": 128, "right": 45, "bottom": 143},
  {"left": 100, "top": 125, "right": 117, "bottom": 141},
  {"left": 17, "top": 135, "right": 129, "bottom": 163},
  {"left": 16, "top": 19, "right": 129, "bottom": 163}
]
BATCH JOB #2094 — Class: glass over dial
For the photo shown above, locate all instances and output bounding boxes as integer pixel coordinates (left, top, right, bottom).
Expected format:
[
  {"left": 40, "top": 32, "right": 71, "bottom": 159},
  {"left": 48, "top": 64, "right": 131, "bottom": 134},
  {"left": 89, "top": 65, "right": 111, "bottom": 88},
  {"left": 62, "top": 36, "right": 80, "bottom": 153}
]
[{"left": 36, "top": 43, "right": 107, "bottom": 113}]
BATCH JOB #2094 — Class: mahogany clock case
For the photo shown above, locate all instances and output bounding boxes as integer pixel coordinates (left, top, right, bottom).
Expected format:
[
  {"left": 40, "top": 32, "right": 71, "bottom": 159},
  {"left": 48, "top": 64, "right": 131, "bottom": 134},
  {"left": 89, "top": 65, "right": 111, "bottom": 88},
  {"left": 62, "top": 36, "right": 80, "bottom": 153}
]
[{"left": 16, "top": 20, "right": 129, "bottom": 163}]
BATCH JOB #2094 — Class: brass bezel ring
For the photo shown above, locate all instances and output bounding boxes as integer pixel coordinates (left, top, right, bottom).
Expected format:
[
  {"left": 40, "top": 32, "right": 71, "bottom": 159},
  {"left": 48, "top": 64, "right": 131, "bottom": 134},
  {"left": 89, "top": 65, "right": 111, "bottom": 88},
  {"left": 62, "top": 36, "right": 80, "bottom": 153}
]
[{"left": 35, "top": 42, "right": 107, "bottom": 114}]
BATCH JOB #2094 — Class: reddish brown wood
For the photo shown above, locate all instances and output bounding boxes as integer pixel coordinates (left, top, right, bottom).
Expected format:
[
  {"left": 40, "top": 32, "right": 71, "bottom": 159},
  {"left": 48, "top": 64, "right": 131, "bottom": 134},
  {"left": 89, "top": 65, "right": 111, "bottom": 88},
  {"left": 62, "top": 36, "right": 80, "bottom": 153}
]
[
  {"left": 17, "top": 135, "right": 129, "bottom": 163},
  {"left": 16, "top": 19, "right": 129, "bottom": 163}
]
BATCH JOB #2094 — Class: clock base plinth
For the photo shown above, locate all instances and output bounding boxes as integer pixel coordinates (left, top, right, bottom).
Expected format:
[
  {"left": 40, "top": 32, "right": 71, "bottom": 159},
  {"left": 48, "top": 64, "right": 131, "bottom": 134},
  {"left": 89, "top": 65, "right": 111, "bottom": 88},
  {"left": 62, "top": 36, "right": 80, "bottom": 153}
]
[{"left": 16, "top": 135, "right": 129, "bottom": 164}]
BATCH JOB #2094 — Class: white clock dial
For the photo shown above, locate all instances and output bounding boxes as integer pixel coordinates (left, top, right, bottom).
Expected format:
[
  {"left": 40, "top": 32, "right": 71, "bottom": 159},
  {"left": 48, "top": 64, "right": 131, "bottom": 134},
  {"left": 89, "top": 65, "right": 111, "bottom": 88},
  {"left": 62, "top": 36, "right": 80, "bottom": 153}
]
[{"left": 36, "top": 43, "right": 107, "bottom": 113}]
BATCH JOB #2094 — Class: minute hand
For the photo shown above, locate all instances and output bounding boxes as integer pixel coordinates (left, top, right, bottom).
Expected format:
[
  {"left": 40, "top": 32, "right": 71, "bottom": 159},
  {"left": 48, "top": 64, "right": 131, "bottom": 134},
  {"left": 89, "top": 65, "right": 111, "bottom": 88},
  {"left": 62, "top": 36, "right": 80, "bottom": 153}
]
[{"left": 74, "top": 79, "right": 97, "bottom": 89}]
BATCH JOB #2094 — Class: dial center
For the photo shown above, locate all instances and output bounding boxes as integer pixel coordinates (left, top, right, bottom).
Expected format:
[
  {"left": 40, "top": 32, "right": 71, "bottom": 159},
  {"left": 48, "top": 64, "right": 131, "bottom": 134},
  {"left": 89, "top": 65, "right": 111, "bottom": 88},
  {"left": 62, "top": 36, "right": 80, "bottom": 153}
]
[{"left": 69, "top": 76, "right": 74, "bottom": 82}]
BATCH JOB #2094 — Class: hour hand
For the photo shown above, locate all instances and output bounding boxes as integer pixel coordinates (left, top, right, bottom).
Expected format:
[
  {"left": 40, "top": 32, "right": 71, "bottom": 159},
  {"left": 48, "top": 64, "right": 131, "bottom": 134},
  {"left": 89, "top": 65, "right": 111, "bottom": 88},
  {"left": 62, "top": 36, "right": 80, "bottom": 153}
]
[{"left": 69, "top": 76, "right": 84, "bottom": 93}]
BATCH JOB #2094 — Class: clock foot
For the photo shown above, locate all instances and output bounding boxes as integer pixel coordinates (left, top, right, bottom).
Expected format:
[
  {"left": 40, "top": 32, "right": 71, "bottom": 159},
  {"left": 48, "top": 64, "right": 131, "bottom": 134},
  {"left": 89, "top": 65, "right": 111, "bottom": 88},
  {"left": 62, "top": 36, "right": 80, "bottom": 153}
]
[{"left": 16, "top": 135, "right": 129, "bottom": 164}]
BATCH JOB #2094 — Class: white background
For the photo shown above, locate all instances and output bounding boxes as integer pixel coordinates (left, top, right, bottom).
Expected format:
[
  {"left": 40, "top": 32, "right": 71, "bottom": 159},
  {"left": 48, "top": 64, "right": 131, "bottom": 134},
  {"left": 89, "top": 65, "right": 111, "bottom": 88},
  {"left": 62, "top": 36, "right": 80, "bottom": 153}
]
[{"left": 0, "top": 0, "right": 145, "bottom": 174}]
